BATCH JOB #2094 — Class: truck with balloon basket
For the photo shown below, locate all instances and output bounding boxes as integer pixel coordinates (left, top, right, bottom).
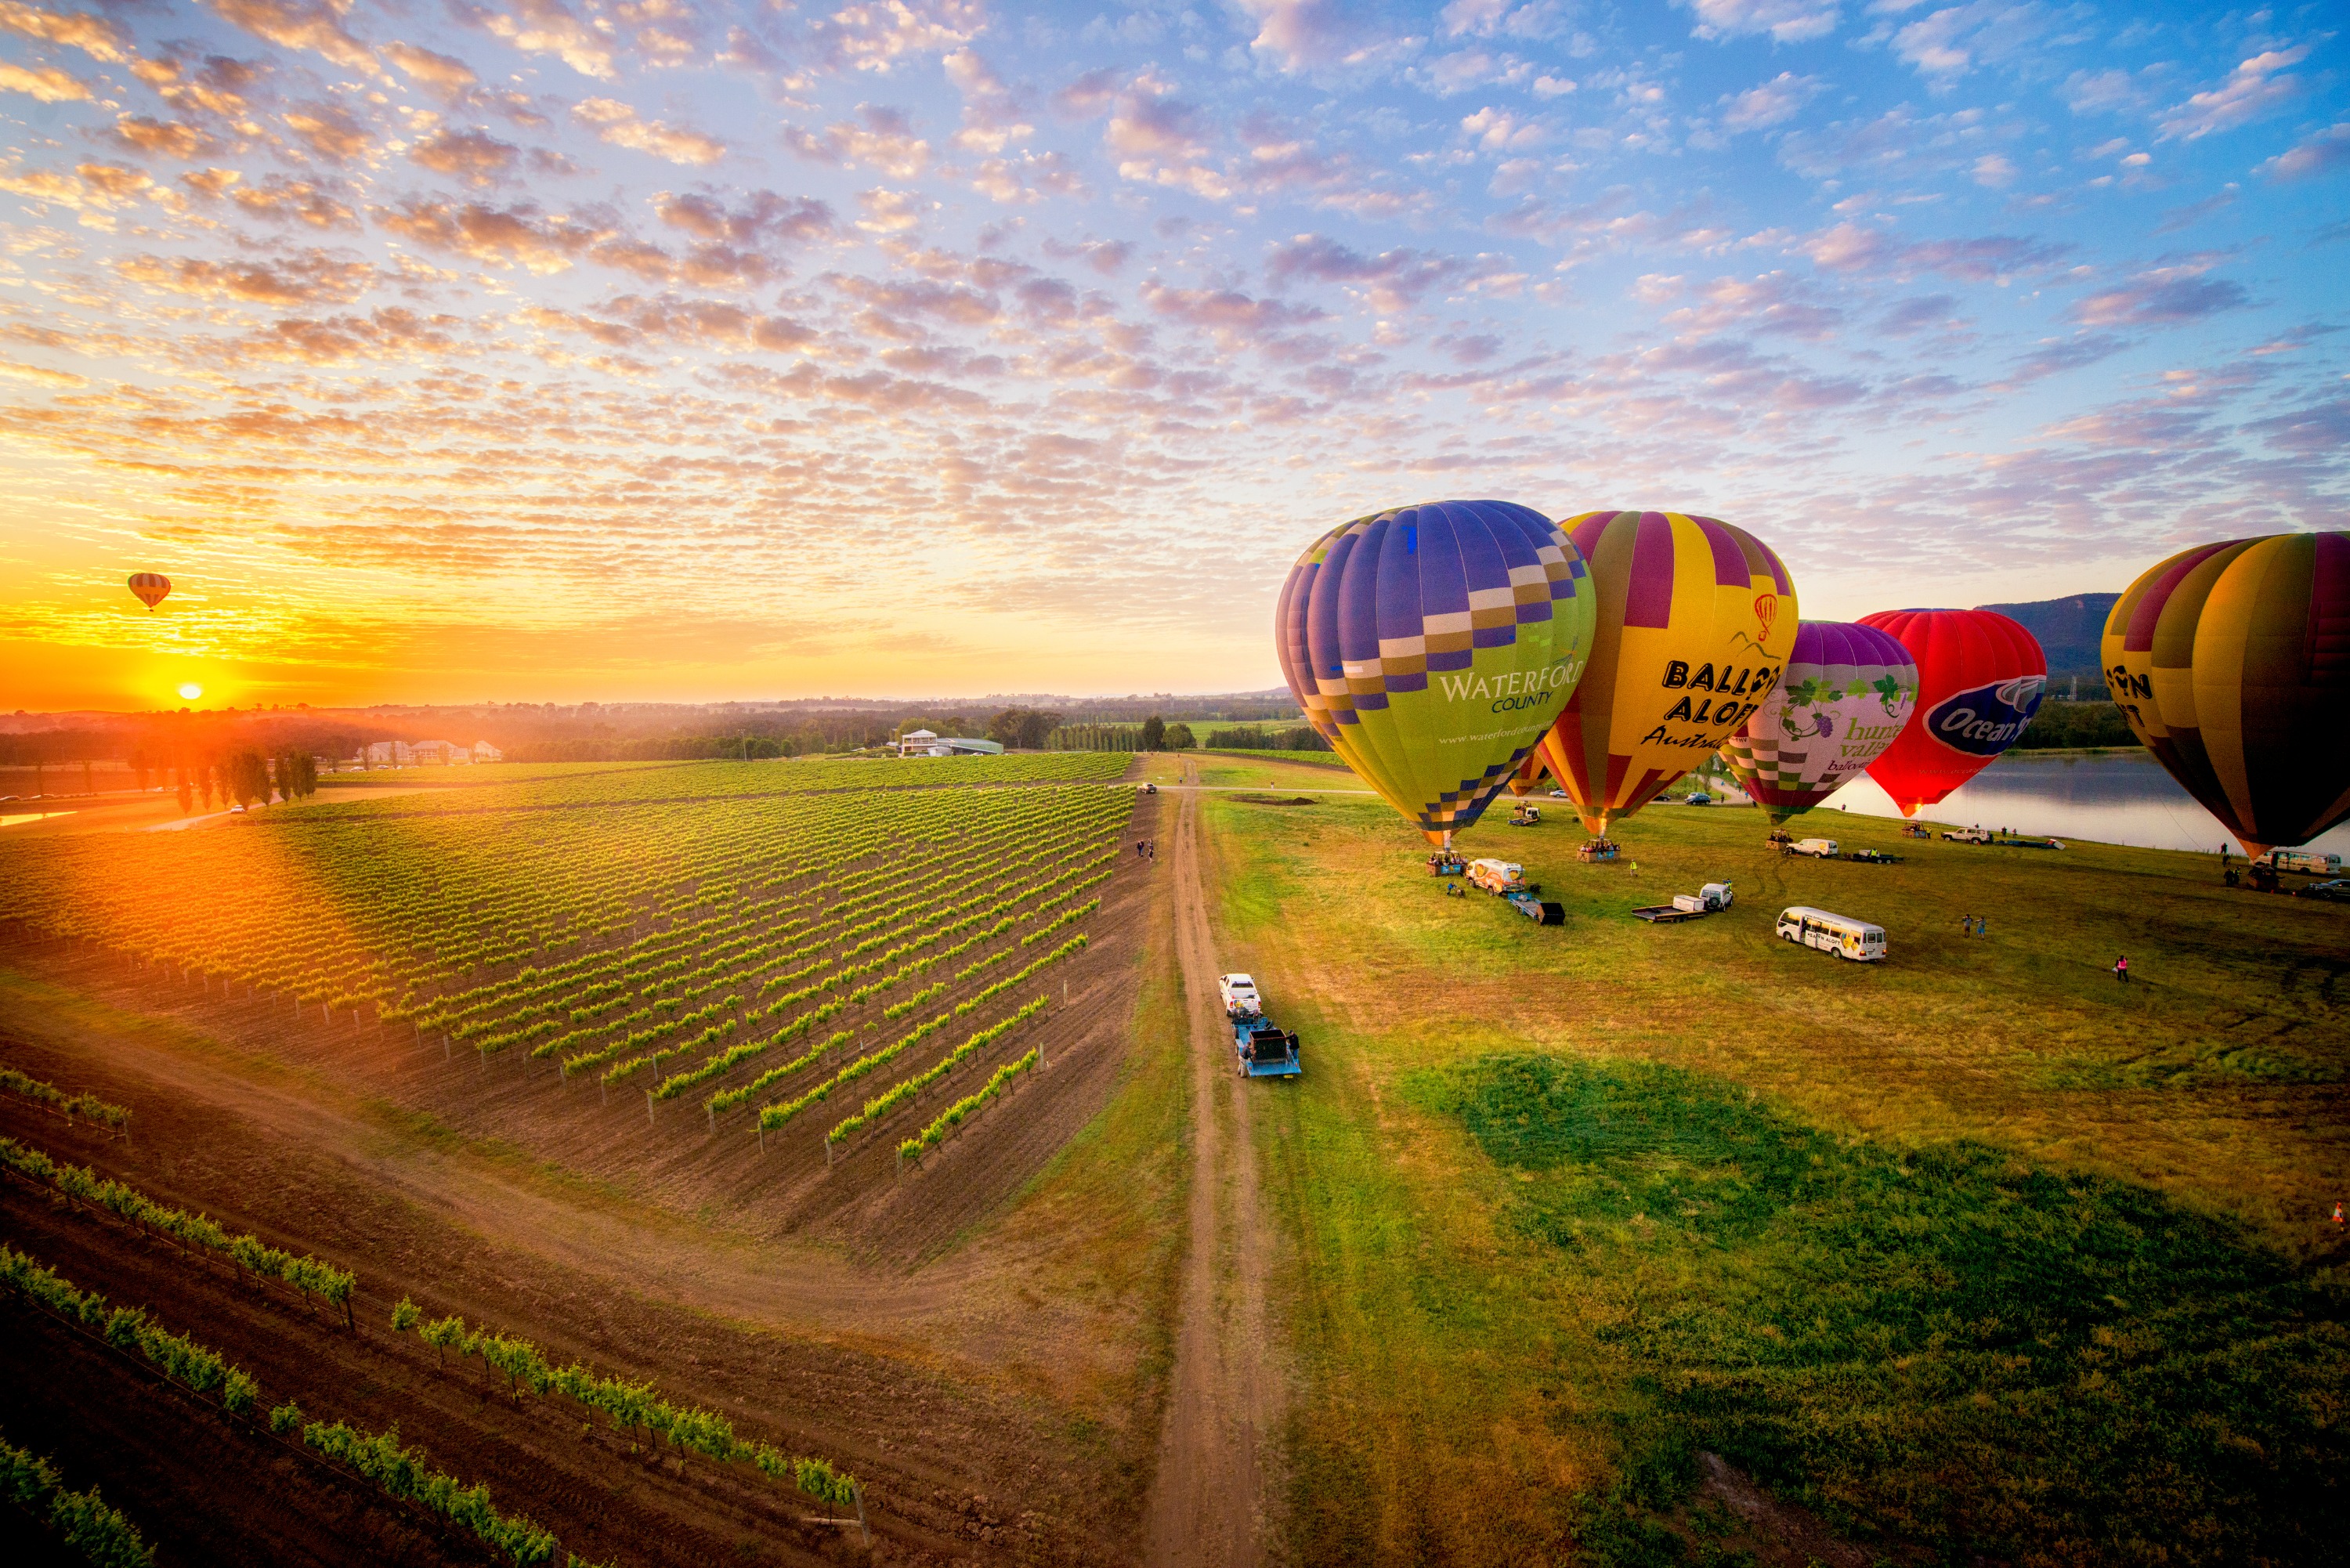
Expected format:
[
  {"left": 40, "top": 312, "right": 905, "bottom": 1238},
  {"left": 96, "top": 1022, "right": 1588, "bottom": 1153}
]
[{"left": 1219, "top": 974, "right": 1301, "bottom": 1078}]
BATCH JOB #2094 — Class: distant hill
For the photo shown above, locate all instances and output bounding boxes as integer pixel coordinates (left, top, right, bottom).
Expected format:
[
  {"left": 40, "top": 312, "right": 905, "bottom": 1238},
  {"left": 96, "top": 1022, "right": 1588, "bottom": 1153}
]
[{"left": 1974, "top": 592, "right": 2120, "bottom": 685}]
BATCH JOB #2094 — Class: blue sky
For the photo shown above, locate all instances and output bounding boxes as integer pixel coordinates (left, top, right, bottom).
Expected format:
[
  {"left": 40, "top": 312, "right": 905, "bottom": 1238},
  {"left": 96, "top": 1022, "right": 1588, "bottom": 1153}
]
[{"left": 0, "top": 0, "right": 2342, "bottom": 704}]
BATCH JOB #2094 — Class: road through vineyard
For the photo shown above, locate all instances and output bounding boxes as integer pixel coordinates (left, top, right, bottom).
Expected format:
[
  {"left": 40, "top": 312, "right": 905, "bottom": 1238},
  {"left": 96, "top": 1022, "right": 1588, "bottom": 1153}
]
[{"left": 1142, "top": 761, "right": 1286, "bottom": 1568}]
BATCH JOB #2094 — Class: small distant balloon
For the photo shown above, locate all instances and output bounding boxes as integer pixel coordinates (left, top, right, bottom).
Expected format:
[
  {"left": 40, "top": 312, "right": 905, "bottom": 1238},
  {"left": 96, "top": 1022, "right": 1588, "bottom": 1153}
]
[{"left": 128, "top": 573, "right": 172, "bottom": 610}]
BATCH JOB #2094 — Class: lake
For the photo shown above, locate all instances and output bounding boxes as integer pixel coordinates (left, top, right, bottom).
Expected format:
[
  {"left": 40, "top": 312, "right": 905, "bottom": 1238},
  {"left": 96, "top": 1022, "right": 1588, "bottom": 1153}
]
[{"left": 1710, "top": 750, "right": 2350, "bottom": 859}]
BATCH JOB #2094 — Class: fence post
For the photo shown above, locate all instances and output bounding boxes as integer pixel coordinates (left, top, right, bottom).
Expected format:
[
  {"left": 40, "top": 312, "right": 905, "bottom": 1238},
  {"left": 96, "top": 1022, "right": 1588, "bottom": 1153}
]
[{"left": 646, "top": 1092, "right": 655, "bottom": 1125}]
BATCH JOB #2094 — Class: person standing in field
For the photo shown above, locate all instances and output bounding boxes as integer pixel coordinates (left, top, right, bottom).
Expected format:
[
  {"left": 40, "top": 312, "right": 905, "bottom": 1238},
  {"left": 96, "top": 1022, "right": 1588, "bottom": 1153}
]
[{"left": 2114, "top": 956, "right": 2130, "bottom": 983}]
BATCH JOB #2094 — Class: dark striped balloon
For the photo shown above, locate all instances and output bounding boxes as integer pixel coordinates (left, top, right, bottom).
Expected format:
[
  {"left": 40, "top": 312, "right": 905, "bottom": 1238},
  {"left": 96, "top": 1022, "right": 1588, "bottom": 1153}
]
[
  {"left": 127, "top": 573, "right": 171, "bottom": 610},
  {"left": 2102, "top": 531, "right": 2350, "bottom": 857}
]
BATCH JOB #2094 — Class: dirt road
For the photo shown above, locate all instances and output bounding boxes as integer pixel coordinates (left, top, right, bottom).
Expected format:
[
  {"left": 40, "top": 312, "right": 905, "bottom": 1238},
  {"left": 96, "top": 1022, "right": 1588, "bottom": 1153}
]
[{"left": 1142, "top": 762, "right": 1284, "bottom": 1566}]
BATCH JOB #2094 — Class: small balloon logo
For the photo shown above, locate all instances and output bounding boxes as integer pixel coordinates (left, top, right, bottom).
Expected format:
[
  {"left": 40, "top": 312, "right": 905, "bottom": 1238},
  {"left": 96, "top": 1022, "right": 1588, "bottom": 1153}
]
[{"left": 1754, "top": 593, "right": 1778, "bottom": 640}]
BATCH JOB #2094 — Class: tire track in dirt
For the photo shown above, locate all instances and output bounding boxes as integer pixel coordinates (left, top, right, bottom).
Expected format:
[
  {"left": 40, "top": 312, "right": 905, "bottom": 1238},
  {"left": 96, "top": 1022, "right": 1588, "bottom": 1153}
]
[{"left": 1142, "top": 762, "right": 1283, "bottom": 1567}]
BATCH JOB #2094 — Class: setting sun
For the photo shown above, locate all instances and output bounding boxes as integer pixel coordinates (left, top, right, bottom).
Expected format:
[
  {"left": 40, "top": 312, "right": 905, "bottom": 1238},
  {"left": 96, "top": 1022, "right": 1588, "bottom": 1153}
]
[{"left": 176, "top": 684, "right": 203, "bottom": 702}]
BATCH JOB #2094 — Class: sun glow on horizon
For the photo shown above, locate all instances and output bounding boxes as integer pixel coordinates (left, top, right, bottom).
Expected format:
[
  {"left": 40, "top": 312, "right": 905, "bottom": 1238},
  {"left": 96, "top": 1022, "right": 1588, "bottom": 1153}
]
[{"left": 177, "top": 683, "right": 203, "bottom": 702}]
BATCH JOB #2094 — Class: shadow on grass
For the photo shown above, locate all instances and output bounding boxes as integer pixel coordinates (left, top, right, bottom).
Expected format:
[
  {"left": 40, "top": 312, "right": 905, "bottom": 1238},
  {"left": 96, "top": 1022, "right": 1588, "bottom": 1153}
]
[{"left": 1426, "top": 1054, "right": 2348, "bottom": 1567}]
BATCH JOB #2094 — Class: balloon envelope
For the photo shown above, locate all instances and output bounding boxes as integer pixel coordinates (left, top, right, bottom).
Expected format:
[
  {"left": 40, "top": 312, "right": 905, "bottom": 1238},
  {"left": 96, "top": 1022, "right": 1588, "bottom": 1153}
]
[
  {"left": 1277, "top": 500, "right": 1596, "bottom": 845},
  {"left": 128, "top": 572, "right": 171, "bottom": 610},
  {"left": 1534, "top": 510, "right": 1798, "bottom": 836},
  {"left": 1858, "top": 609, "right": 2045, "bottom": 815},
  {"left": 1721, "top": 620, "right": 1918, "bottom": 826},
  {"left": 2102, "top": 531, "right": 2350, "bottom": 858}
]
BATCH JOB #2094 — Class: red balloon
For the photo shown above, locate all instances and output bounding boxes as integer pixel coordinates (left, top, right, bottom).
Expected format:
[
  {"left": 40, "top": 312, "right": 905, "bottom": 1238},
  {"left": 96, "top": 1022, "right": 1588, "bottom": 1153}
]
[{"left": 1858, "top": 609, "right": 2047, "bottom": 815}]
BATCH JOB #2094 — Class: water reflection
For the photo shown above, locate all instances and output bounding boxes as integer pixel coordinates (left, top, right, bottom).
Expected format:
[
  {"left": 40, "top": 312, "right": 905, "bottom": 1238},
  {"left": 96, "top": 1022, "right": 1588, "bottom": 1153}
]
[{"left": 1708, "top": 751, "right": 2350, "bottom": 858}]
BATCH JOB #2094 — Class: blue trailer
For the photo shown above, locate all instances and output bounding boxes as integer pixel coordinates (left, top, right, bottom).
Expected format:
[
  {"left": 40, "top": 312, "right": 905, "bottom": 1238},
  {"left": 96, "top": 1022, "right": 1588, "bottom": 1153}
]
[
  {"left": 1234, "top": 1017, "right": 1302, "bottom": 1078},
  {"left": 1220, "top": 973, "right": 1302, "bottom": 1078}
]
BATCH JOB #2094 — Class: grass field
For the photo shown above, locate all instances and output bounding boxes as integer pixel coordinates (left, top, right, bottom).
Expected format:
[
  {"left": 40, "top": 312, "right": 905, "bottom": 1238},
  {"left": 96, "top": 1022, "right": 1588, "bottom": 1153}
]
[{"left": 1180, "top": 780, "right": 2348, "bottom": 1564}]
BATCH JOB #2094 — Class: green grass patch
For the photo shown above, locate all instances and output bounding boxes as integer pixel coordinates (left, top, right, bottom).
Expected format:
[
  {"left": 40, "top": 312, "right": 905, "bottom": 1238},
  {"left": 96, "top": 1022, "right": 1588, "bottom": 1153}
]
[{"left": 1431, "top": 1052, "right": 2348, "bottom": 1565}]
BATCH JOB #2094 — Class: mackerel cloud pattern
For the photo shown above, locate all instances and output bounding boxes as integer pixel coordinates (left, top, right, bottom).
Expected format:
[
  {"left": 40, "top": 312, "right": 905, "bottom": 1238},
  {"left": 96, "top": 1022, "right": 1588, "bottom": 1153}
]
[{"left": 1277, "top": 500, "right": 1595, "bottom": 845}]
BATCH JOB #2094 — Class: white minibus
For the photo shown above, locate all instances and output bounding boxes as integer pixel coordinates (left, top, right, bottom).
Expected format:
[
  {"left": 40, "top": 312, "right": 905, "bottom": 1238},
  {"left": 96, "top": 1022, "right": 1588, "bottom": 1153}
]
[{"left": 1777, "top": 905, "right": 1886, "bottom": 962}]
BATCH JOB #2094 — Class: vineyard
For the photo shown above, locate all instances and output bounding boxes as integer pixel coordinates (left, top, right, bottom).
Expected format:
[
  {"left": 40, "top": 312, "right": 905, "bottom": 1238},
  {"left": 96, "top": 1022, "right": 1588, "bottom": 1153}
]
[
  {"left": 0, "top": 753, "right": 1145, "bottom": 1227},
  {"left": 0, "top": 753, "right": 1160, "bottom": 1563}
]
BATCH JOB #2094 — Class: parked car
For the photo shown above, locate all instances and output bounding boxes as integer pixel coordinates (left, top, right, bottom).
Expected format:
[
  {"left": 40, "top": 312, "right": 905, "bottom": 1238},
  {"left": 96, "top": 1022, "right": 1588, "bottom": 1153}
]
[
  {"left": 1788, "top": 837, "right": 1840, "bottom": 858},
  {"left": 2299, "top": 879, "right": 2350, "bottom": 903},
  {"left": 1683, "top": 791, "right": 1713, "bottom": 805}
]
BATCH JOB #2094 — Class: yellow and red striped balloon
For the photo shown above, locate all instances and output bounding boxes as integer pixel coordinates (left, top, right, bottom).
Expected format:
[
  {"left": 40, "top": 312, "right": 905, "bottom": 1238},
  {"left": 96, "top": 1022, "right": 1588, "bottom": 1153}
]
[
  {"left": 127, "top": 572, "right": 172, "bottom": 610},
  {"left": 2102, "top": 531, "right": 2350, "bottom": 858},
  {"left": 1534, "top": 509, "right": 1798, "bottom": 836}
]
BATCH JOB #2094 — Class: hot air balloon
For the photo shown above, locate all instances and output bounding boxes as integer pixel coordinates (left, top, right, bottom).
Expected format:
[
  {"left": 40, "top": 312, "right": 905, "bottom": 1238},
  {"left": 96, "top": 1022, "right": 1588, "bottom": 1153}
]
[
  {"left": 1720, "top": 620, "right": 1918, "bottom": 826},
  {"left": 2102, "top": 531, "right": 2350, "bottom": 858},
  {"left": 1533, "top": 510, "right": 1798, "bottom": 836},
  {"left": 1276, "top": 500, "right": 1596, "bottom": 846},
  {"left": 1858, "top": 608, "right": 2044, "bottom": 815},
  {"left": 128, "top": 573, "right": 172, "bottom": 611}
]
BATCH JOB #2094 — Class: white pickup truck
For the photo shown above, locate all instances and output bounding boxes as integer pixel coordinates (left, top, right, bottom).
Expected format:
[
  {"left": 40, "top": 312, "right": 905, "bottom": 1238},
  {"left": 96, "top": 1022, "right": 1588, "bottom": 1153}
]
[
  {"left": 1219, "top": 973, "right": 1261, "bottom": 1019},
  {"left": 1788, "top": 838, "right": 1839, "bottom": 858}
]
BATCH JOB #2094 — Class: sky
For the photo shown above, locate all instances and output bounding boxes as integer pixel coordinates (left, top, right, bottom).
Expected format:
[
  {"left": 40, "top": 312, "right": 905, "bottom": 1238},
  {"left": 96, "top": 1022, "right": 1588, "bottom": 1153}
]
[{"left": 0, "top": 0, "right": 2342, "bottom": 711}]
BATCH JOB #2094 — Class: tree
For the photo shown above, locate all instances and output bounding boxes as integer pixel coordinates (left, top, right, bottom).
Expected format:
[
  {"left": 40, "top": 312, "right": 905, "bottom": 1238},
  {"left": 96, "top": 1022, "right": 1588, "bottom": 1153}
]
[
  {"left": 1017, "top": 710, "right": 1061, "bottom": 750},
  {"left": 1141, "top": 715, "right": 1166, "bottom": 752},
  {"left": 1164, "top": 722, "right": 1195, "bottom": 750},
  {"left": 226, "top": 749, "right": 270, "bottom": 807}
]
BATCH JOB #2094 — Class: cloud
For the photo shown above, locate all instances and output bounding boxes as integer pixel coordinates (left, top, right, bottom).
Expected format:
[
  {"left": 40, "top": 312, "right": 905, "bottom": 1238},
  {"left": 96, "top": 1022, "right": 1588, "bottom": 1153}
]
[
  {"left": 410, "top": 128, "right": 520, "bottom": 187},
  {"left": 855, "top": 187, "right": 924, "bottom": 233},
  {"left": 203, "top": 0, "right": 381, "bottom": 79},
  {"left": 1885, "top": 0, "right": 2054, "bottom": 83},
  {"left": 572, "top": 98, "right": 726, "bottom": 166},
  {"left": 812, "top": 0, "right": 982, "bottom": 74},
  {"left": 0, "top": 161, "right": 157, "bottom": 211},
  {"left": 0, "top": 1, "right": 130, "bottom": 63},
  {"left": 375, "top": 197, "right": 611, "bottom": 272},
  {"left": 110, "top": 116, "right": 218, "bottom": 159},
  {"left": 226, "top": 174, "right": 359, "bottom": 229},
  {"left": 2257, "top": 123, "right": 2350, "bottom": 182},
  {"left": 1879, "top": 294, "right": 1961, "bottom": 335},
  {"left": 785, "top": 105, "right": 930, "bottom": 177},
  {"left": 284, "top": 103, "right": 371, "bottom": 162},
  {"left": 943, "top": 49, "right": 1032, "bottom": 154},
  {"left": 2158, "top": 47, "right": 2308, "bottom": 141},
  {"left": 2070, "top": 264, "right": 2249, "bottom": 327},
  {"left": 1139, "top": 281, "right": 1325, "bottom": 334},
  {"left": 655, "top": 190, "right": 833, "bottom": 246},
  {"left": 1106, "top": 74, "right": 1227, "bottom": 199},
  {"left": 1658, "top": 271, "right": 1844, "bottom": 341},
  {"left": 456, "top": 0, "right": 614, "bottom": 80},
  {"left": 1266, "top": 235, "right": 1473, "bottom": 312},
  {"left": 0, "top": 63, "right": 92, "bottom": 103},
  {"left": 1972, "top": 153, "right": 2016, "bottom": 188},
  {"left": 383, "top": 41, "right": 479, "bottom": 101},
  {"left": 1797, "top": 222, "right": 2068, "bottom": 281},
  {"left": 1719, "top": 72, "right": 1821, "bottom": 134},
  {"left": 118, "top": 249, "right": 374, "bottom": 306},
  {"left": 1235, "top": 0, "right": 1363, "bottom": 72},
  {"left": 1673, "top": 0, "right": 1838, "bottom": 45}
]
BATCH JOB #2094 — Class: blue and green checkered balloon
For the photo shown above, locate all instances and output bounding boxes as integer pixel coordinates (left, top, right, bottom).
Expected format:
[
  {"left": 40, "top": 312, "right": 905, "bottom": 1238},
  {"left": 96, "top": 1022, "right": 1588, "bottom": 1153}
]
[{"left": 1275, "top": 500, "right": 1596, "bottom": 846}]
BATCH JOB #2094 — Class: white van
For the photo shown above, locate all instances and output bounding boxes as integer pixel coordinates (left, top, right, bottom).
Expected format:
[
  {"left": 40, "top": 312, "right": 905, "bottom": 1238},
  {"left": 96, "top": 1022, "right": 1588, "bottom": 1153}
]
[
  {"left": 1777, "top": 905, "right": 1886, "bottom": 961},
  {"left": 1788, "top": 838, "right": 1839, "bottom": 858},
  {"left": 2255, "top": 849, "right": 2341, "bottom": 876}
]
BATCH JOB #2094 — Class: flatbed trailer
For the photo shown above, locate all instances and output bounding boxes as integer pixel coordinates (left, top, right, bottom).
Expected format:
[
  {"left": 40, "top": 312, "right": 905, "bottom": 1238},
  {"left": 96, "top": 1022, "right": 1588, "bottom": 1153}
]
[
  {"left": 1234, "top": 1017, "right": 1302, "bottom": 1077},
  {"left": 1631, "top": 905, "right": 1705, "bottom": 923}
]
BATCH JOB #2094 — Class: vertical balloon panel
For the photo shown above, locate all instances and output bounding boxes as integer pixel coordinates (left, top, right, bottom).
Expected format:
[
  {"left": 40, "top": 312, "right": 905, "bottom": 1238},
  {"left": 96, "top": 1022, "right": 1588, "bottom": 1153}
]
[
  {"left": 1276, "top": 500, "right": 1596, "bottom": 846},
  {"left": 1535, "top": 510, "right": 1798, "bottom": 836},
  {"left": 2102, "top": 531, "right": 2350, "bottom": 858}
]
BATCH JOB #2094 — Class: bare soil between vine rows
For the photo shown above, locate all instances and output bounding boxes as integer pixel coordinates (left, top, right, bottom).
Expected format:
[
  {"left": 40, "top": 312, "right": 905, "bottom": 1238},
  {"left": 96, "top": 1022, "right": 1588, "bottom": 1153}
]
[{"left": 0, "top": 791, "right": 1172, "bottom": 1564}]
